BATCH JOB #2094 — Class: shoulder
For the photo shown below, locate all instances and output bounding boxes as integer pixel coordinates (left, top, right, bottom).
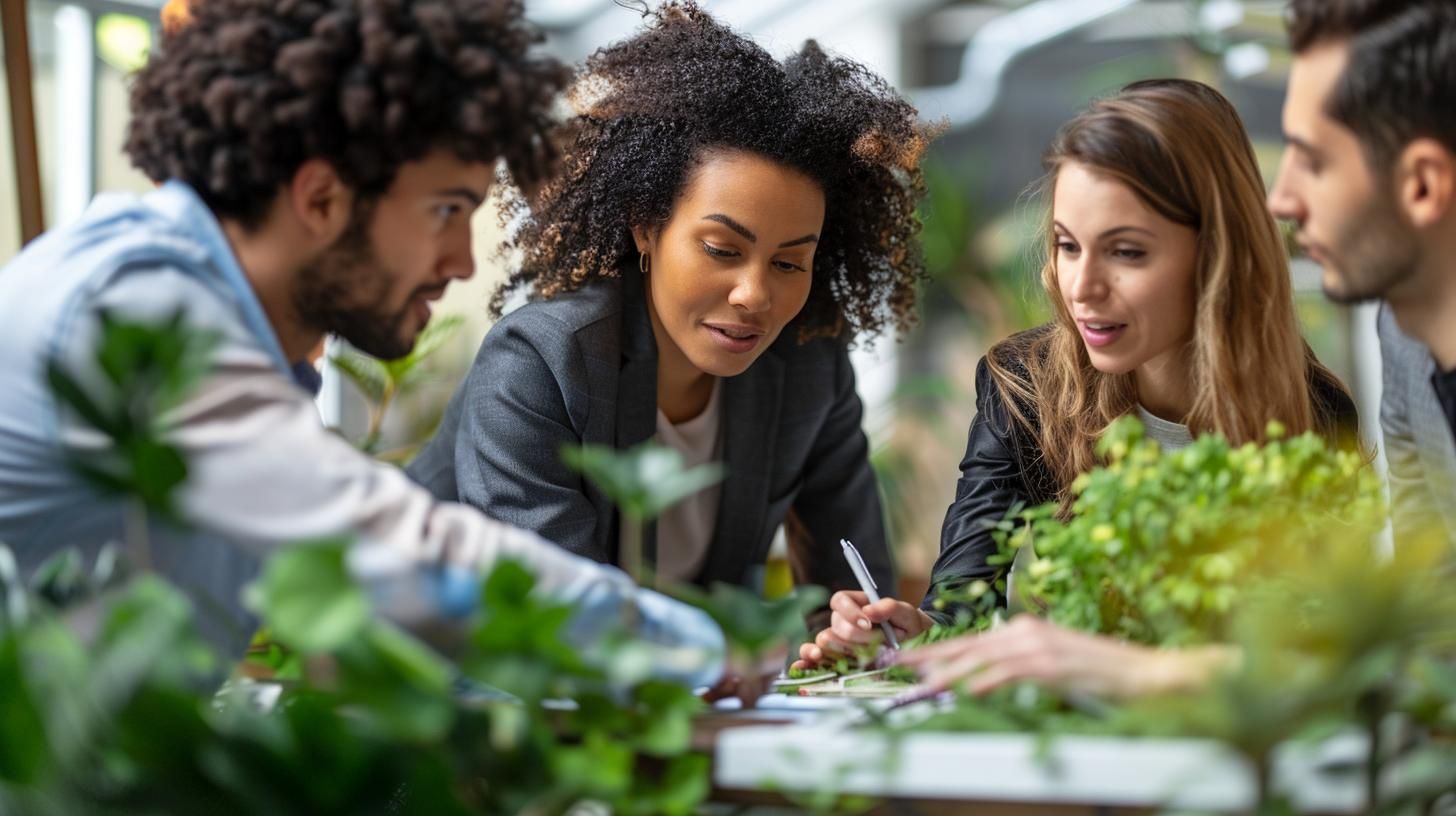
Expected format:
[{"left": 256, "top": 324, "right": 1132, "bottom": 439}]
[
  {"left": 484, "top": 278, "right": 624, "bottom": 362},
  {"left": 1377, "top": 303, "right": 1434, "bottom": 378},
  {"left": 981, "top": 324, "right": 1054, "bottom": 414}
]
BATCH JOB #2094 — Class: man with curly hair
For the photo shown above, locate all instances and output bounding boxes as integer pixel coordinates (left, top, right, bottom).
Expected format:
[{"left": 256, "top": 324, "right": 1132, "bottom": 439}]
[{"left": 0, "top": 0, "right": 724, "bottom": 683}]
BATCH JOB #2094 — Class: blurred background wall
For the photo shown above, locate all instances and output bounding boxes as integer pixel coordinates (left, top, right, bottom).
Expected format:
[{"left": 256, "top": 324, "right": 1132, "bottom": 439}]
[{"left": 0, "top": 0, "right": 1385, "bottom": 592}]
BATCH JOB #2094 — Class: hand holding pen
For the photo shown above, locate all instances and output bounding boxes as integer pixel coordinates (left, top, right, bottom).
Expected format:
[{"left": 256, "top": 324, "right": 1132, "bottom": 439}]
[
  {"left": 839, "top": 538, "right": 901, "bottom": 650},
  {"left": 789, "top": 540, "right": 937, "bottom": 671}
]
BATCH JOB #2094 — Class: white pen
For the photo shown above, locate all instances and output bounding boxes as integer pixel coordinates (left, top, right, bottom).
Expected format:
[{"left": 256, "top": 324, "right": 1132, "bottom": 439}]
[{"left": 839, "top": 538, "right": 900, "bottom": 650}]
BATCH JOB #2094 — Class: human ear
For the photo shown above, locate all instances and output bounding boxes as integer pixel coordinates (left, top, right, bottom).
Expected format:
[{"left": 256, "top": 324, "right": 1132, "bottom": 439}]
[
  {"left": 1397, "top": 138, "right": 1455, "bottom": 230},
  {"left": 630, "top": 224, "right": 655, "bottom": 255},
  {"left": 288, "top": 159, "right": 354, "bottom": 246}
]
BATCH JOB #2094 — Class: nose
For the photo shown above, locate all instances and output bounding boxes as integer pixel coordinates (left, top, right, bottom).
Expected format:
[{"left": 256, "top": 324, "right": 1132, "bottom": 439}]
[
  {"left": 1064, "top": 256, "right": 1108, "bottom": 304},
  {"left": 1266, "top": 152, "right": 1305, "bottom": 226},
  {"left": 440, "top": 222, "right": 476, "bottom": 282},
  {"left": 728, "top": 266, "right": 771, "bottom": 314}
]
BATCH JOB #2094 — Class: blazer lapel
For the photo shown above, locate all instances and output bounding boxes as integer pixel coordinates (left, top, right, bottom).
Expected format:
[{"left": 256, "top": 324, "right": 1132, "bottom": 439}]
[
  {"left": 616, "top": 268, "right": 661, "bottom": 565},
  {"left": 700, "top": 350, "right": 784, "bottom": 587}
]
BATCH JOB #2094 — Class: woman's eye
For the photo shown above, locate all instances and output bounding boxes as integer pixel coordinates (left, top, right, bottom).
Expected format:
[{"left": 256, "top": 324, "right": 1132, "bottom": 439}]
[
  {"left": 1112, "top": 247, "right": 1146, "bottom": 260},
  {"left": 1056, "top": 241, "right": 1079, "bottom": 255},
  {"left": 702, "top": 242, "right": 737, "bottom": 258},
  {"left": 773, "top": 260, "right": 806, "bottom": 273},
  {"left": 435, "top": 204, "right": 462, "bottom": 224}
]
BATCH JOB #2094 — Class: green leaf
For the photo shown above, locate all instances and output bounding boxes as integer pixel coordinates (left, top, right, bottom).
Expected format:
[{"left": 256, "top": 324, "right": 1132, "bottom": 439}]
[
  {"left": 671, "top": 582, "right": 827, "bottom": 660},
  {"left": 250, "top": 541, "right": 370, "bottom": 654},
  {"left": 0, "top": 635, "right": 50, "bottom": 783},
  {"left": 45, "top": 363, "right": 123, "bottom": 438},
  {"left": 562, "top": 442, "right": 726, "bottom": 522},
  {"left": 329, "top": 349, "right": 390, "bottom": 404}
]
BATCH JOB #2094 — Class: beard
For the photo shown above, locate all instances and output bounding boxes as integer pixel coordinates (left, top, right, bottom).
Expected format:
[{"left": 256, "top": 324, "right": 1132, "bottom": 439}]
[
  {"left": 1318, "top": 193, "right": 1420, "bottom": 305},
  {"left": 293, "top": 201, "right": 422, "bottom": 361}
]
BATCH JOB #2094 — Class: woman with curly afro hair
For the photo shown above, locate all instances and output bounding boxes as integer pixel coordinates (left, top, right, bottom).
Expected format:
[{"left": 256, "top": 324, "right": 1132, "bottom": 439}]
[{"left": 411, "top": 1, "right": 934, "bottom": 598}]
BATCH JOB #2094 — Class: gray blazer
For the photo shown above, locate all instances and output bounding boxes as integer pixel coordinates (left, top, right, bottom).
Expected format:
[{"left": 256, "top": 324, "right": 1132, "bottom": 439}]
[
  {"left": 1378, "top": 304, "right": 1456, "bottom": 549},
  {"left": 409, "top": 269, "right": 893, "bottom": 593}
]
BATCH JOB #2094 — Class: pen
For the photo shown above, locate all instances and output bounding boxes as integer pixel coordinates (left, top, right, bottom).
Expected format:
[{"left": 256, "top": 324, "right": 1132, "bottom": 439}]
[{"left": 839, "top": 538, "right": 900, "bottom": 650}]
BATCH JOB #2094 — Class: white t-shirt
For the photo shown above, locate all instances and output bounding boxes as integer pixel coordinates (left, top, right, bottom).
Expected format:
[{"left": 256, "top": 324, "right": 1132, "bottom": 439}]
[
  {"left": 1136, "top": 404, "right": 1194, "bottom": 451},
  {"left": 651, "top": 378, "right": 724, "bottom": 583}
]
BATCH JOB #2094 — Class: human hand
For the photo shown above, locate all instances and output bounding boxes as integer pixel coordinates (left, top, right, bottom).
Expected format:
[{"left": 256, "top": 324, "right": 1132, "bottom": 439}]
[
  {"left": 790, "top": 590, "right": 934, "bottom": 672},
  {"left": 702, "top": 643, "right": 790, "bottom": 708},
  {"left": 891, "top": 615, "right": 1229, "bottom": 700}
]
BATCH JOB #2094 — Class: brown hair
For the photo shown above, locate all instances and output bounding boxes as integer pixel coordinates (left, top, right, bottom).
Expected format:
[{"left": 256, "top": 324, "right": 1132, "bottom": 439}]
[
  {"left": 1285, "top": 0, "right": 1456, "bottom": 176},
  {"left": 988, "top": 79, "right": 1349, "bottom": 507}
]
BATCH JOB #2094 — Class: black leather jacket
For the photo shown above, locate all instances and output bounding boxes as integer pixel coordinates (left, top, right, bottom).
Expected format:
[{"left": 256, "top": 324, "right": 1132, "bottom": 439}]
[{"left": 921, "top": 335, "right": 1360, "bottom": 624}]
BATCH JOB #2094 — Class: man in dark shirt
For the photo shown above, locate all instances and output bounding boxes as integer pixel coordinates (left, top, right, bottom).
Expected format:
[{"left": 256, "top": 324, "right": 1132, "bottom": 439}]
[{"left": 1268, "top": 0, "right": 1456, "bottom": 547}]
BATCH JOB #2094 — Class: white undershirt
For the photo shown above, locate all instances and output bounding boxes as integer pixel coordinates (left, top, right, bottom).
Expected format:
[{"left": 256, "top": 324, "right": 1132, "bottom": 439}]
[
  {"left": 648, "top": 378, "right": 724, "bottom": 583},
  {"left": 1136, "top": 404, "right": 1194, "bottom": 451}
]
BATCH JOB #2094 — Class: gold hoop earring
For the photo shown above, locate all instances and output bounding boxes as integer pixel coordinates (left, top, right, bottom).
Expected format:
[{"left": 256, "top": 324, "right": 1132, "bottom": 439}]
[{"left": 639, "top": 251, "right": 651, "bottom": 276}]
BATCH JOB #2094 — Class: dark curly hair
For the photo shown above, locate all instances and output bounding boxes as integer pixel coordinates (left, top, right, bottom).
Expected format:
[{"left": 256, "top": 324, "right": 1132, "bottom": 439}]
[
  {"left": 125, "top": 0, "right": 569, "bottom": 229},
  {"left": 494, "top": 1, "right": 933, "bottom": 340}
]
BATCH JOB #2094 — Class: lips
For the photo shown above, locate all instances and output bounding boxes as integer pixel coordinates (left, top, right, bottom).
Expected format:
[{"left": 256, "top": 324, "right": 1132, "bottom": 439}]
[
  {"left": 410, "top": 286, "right": 448, "bottom": 325},
  {"left": 702, "top": 321, "right": 766, "bottom": 354},
  {"left": 1076, "top": 319, "right": 1127, "bottom": 348}
]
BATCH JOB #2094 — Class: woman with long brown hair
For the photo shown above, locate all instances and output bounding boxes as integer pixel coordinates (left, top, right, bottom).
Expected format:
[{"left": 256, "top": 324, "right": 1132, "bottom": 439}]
[{"left": 796, "top": 78, "right": 1357, "bottom": 697}]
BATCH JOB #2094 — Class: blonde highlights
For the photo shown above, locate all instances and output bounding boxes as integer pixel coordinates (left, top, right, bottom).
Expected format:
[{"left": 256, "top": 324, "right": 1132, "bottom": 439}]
[{"left": 989, "top": 79, "right": 1348, "bottom": 507}]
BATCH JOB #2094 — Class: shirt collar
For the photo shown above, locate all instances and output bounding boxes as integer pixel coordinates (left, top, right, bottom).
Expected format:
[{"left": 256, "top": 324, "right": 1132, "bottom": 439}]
[{"left": 148, "top": 181, "right": 317, "bottom": 392}]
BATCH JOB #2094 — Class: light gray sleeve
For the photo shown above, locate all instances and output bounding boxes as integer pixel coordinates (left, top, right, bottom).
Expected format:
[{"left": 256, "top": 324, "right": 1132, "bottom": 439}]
[
  {"left": 1378, "top": 304, "right": 1440, "bottom": 549},
  {"left": 52, "top": 268, "right": 724, "bottom": 687}
]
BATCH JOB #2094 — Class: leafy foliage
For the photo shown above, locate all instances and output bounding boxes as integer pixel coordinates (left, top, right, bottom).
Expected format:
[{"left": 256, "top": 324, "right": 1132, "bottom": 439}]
[
  {"left": 877, "top": 419, "right": 1456, "bottom": 813},
  {"left": 0, "top": 545, "right": 717, "bottom": 815},
  {"left": 45, "top": 308, "right": 219, "bottom": 524},
  {"left": 991, "top": 417, "right": 1384, "bottom": 646},
  {"left": 330, "top": 313, "right": 464, "bottom": 454},
  {"left": 562, "top": 440, "right": 725, "bottom": 586}
]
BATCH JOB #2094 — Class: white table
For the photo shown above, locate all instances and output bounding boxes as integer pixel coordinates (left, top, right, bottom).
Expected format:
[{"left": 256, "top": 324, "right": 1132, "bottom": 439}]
[{"left": 709, "top": 703, "right": 1367, "bottom": 814}]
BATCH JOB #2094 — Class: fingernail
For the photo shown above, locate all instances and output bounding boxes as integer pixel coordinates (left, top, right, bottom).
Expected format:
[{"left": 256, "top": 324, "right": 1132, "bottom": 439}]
[{"left": 858, "top": 619, "right": 872, "bottom": 630}]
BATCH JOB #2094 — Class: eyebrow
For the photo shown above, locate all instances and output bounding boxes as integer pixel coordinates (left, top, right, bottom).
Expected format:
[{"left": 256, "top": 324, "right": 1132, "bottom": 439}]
[
  {"left": 436, "top": 187, "right": 486, "bottom": 207},
  {"left": 1053, "top": 221, "right": 1157, "bottom": 240},
  {"left": 702, "top": 213, "right": 818, "bottom": 248},
  {"left": 1284, "top": 134, "right": 1323, "bottom": 162},
  {"left": 703, "top": 214, "right": 756, "bottom": 242}
]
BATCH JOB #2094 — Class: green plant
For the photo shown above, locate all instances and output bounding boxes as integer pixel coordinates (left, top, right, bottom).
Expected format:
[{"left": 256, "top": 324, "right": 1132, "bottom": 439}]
[
  {"left": 1, "top": 542, "right": 719, "bottom": 815},
  {"left": 330, "top": 313, "right": 464, "bottom": 457},
  {"left": 991, "top": 416, "right": 1384, "bottom": 646},
  {"left": 44, "top": 308, "right": 219, "bottom": 569},
  {"left": 3, "top": 312, "right": 721, "bottom": 814},
  {"left": 561, "top": 441, "right": 724, "bottom": 587},
  {"left": 876, "top": 419, "right": 1456, "bottom": 813}
]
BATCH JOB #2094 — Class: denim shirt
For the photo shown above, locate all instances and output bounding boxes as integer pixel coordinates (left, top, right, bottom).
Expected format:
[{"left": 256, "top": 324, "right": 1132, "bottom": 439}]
[{"left": 0, "top": 181, "right": 724, "bottom": 684}]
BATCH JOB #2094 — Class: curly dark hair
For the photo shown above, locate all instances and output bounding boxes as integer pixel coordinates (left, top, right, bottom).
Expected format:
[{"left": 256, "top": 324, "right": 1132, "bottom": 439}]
[
  {"left": 125, "top": 0, "right": 569, "bottom": 229},
  {"left": 494, "top": 1, "right": 933, "bottom": 340}
]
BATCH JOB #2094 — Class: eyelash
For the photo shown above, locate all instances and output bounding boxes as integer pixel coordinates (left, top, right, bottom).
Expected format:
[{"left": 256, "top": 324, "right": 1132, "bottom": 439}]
[
  {"left": 702, "top": 241, "right": 806, "bottom": 272},
  {"left": 1056, "top": 242, "right": 1145, "bottom": 261}
]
